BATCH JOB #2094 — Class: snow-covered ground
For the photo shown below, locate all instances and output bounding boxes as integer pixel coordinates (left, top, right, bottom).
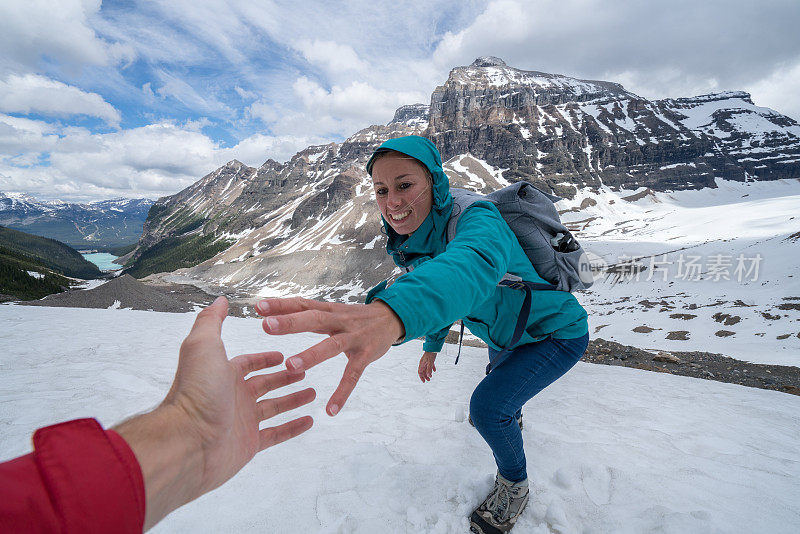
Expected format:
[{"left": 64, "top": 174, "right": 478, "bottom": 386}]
[
  {"left": 1, "top": 305, "right": 799, "bottom": 533},
  {"left": 560, "top": 178, "right": 800, "bottom": 366}
]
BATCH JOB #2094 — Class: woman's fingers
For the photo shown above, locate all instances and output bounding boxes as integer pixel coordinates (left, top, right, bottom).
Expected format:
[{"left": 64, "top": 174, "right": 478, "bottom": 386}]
[
  {"left": 233, "top": 351, "right": 284, "bottom": 377},
  {"left": 256, "top": 387, "right": 316, "bottom": 421},
  {"left": 246, "top": 369, "right": 306, "bottom": 398},
  {"left": 258, "top": 416, "right": 314, "bottom": 451},
  {"left": 284, "top": 335, "right": 347, "bottom": 372},
  {"left": 326, "top": 360, "right": 366, "bottom": 416},
  {"left": 262, "top": 309, "right": 340, "bottom": 337},
  {"left": 255, "top": 297, "right": 337, "bottom": 317}
]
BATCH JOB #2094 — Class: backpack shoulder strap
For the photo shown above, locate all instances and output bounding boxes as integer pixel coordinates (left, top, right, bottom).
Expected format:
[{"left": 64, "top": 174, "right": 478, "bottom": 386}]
[{"left": 447, "top": 188, "right": 495, "bottom": 243}]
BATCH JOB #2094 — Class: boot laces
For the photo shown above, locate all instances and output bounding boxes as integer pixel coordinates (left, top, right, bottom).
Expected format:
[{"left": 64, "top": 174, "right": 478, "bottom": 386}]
[{"left": 485, "top": 479, "right": 513, "bottom": 522}]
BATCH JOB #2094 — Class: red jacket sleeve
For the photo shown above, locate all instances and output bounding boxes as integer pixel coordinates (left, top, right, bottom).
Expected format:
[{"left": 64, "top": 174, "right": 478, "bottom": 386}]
[{"left": 0, "top": 418, "right": 145, "bottom": 533}]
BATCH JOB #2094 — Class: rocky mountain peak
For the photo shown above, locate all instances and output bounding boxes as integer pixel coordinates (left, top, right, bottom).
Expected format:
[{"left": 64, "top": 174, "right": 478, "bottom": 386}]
[
  {"left": 223, "top": 159, "right": 246, "bottom": 169},
  {"left": 662, "top": 90, "right": 754, "bottom": 107},
  {"left": 471, "top": 56, "right": 507, "bottom": 67},
  {"left": 388, "top": 104, "right": 429, "bottom": 127}
]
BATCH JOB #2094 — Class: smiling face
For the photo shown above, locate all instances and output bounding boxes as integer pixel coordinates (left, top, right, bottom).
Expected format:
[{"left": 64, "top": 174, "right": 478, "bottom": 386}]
[{"left": 371, "top": 151, "right": 434, "bottom": 236}]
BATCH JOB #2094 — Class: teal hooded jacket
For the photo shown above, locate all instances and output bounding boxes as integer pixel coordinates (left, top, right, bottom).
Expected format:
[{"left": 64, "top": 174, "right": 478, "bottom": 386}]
[{"left": 365, "top": 135, "right": 588, "bottom": 353}]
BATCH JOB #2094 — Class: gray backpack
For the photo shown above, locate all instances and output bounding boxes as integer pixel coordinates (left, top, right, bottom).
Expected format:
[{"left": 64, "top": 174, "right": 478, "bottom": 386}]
[
  {"left": 447, "top": 182, "right": 594, "bottom": 292},
  {"left": 447, "top": 182, "right": 593, "bottom": 370}
]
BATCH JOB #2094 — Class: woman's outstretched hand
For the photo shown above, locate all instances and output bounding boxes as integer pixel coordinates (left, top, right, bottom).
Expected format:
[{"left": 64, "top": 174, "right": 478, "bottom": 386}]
[
  {"left": 255, "top": 297, "right": 405, "bottom": 416},
  {"left": 418, "top": 352, "right": 437, "bottom": 382}
]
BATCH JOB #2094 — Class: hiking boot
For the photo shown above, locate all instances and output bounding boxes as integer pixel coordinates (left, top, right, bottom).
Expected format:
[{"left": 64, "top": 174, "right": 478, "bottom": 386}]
[
  {"left": 468, "top": 413, "right": 523, "bottom": 430},
  {"left": 469, "top": 473, "right": 529, "bottom": 534}
]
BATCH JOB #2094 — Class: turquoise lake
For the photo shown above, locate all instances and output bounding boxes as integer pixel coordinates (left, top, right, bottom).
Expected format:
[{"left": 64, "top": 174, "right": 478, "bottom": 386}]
[{"left": 82, "top": 253, "right": 120, "bottom": 271}]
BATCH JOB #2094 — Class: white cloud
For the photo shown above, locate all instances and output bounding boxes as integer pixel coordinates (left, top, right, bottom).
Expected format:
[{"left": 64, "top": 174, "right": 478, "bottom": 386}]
[
  {"left": 0, "top": 114, "right": 60, "bottom": 155},
  {"left": 3, "top": 0, "right": 799, "bottom": 203},
  {"left": 0, "top": 118, "right": 219, "bottom": 199},
  {"left": 293, "top": 76, "right": 419, "bottom": 121},
  {"left": 431, "top": 0, "right": 800, "bottom": 105},
  {"left": 223, "top": 133, "right": 329, "bottom": 165},
  {"left": 0, "top": 0, "right": 119, "bottom": 72},
  {"left": 745, "top": 60, "right": 800, "bottom": 122},
  {"left": 234, "top": 85, "right": 257, "bottom": 100},
  {"left": 154, "top": 71, "right": 233, "bottom": 117},
  {"left": 0, "top": 74, "right": 121, "bottom": 126},
  {"left": 247, "top": 74, "right": 428, "bottom": 141},
  {"left": 296, "top": 40, "right": 369, "bottom": 74},
  {"left": 0, "top": 115, "right": 330, "bottom": 201}
]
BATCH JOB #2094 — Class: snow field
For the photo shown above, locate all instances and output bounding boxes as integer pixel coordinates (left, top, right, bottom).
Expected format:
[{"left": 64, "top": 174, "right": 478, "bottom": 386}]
[
  {"left": 1, "top": 305, "right": 799, "bottom": 533},
  {"left": 557, "top": 178, "right": 800, "bottom": 365}
]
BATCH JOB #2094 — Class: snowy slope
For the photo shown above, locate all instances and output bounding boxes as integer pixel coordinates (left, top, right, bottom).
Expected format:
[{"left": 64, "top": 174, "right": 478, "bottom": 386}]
[
  {"left": 2, "top": 305, "right": 798, "bottom": 533},
  {"left": 563, "top": 178, "right": 800, "bottom": 366}
]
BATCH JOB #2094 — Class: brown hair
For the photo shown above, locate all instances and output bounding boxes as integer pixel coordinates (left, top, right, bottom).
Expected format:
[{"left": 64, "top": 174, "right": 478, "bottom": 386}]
[{"left": 370, "top": 149, "right": 433, "bottom": 186}]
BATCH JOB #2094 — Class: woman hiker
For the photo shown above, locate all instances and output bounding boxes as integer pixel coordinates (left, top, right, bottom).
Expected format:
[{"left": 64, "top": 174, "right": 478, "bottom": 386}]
[{"left": 256, "top": 135, "right": 589, "bottom": 533}]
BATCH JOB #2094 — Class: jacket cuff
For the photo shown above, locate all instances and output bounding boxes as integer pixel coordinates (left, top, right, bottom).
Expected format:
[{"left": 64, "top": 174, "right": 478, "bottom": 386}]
[
  {"left": 33, "top": 418, "right": 145, "bottom": 534},
  {"left": 422, "top": 338, "right": 445, "bottom": 352}
]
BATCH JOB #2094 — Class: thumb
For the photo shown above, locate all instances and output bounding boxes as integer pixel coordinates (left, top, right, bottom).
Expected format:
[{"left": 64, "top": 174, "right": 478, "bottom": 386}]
[{"left": 190, "top": 296, "right": 229, "bottom": 337}]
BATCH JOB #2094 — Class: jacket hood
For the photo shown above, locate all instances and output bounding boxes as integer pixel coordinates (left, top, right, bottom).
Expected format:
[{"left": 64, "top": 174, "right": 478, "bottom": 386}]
[
  {"left": 366, "top": 136, "right": 453, "bottom": 255},
  {"left": 366, "top": 135, "right": 452, "bottom": 213}
]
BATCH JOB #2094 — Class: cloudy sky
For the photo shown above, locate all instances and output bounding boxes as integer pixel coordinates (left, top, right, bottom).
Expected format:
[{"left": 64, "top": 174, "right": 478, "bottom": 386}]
[{"left": 1, "top": 0, "right": 799, "bottom": 202}]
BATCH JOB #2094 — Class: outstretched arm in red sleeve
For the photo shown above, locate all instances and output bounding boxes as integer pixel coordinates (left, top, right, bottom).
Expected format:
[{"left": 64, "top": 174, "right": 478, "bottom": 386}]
[{"left": 0, "top": 296, "right": 316, "bottom": 532}]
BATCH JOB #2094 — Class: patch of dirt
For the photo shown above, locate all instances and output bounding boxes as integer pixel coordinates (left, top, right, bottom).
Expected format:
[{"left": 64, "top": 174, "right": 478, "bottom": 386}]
[
  {"left": 712, "top": 313, "right": 741, "bottom": 326},
  {"left": 666, "top": 331, "right": 690, "bottom": 340},
  {"left": 593, "top": 324, "right": 609, "bottom": 333},
  {"left": 582, "top": 338, "right": 800, "bottom": 397},
  {"left": 621, "top": 188, "right": 655, "bottom": 202},
  {"left": 777, "top": 303, "right": 800, "bottom": 311},
  {"left": 732, "top": 300, "right": 756, "bottom": 307},
  {"left": 700, "top": 300, "right": 728, "bottom": 308},
  {"left": 777, "top": 334, "right": 791, "bottom": 340},
  {"left": 715, "top": 330, "right": 736, "bottom": 337},
  {"left": 670, "top": 313, "right": 697, "bottom": 320},
  {"left": 762, "top": 312, "right": 782, "bottom": 321},
  {"left": 633, "top": 325, "right": 656, "bottom": 333},
  {"left": 558, "top": 198, "right": 597, "bottom": 215},
  {"left": 783, "top": 296, "right": 800, "bottom": 301},
  {"left": 16, "top": 274, "right": 255, "bottom": 317},
  {"left": 639, "top": 299, "right": 670, "bottom": 309}
]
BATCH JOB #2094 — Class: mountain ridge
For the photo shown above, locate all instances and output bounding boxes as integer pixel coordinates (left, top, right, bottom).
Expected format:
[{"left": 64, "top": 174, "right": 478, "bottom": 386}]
[
  {"left": 0, "top": 192, "right": 154, "bottom": 249},
  {"left": 122, "top": 57, "right": 800, "bottom": 296}
]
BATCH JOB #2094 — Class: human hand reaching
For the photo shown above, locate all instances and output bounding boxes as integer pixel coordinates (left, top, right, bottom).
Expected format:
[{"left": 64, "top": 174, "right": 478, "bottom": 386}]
[
  {"left": 418, "top": 352, "right": 437, "bottom": 382},
  {"left": 115, "top": 296, "right": 315, "bottom": 530},
  {"left": 255, "top": 297, "right": 405, "bottom": 416}
]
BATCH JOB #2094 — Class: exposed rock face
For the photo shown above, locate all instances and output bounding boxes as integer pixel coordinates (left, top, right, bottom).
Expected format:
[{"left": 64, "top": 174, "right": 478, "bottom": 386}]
[
  {"left": 125, "top": 57, "right": 800, "bottom": 299},
  {"left": 128, "top": 159, "right": 257, "bottom": 265},
  {"left": 427, "top": 58, "right": 800, "bottom": 194}
]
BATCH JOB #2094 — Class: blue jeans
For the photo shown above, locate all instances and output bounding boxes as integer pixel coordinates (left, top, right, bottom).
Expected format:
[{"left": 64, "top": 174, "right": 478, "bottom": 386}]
[{"left": 469, "top": 333, "right": 589, "bottom": 483}]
